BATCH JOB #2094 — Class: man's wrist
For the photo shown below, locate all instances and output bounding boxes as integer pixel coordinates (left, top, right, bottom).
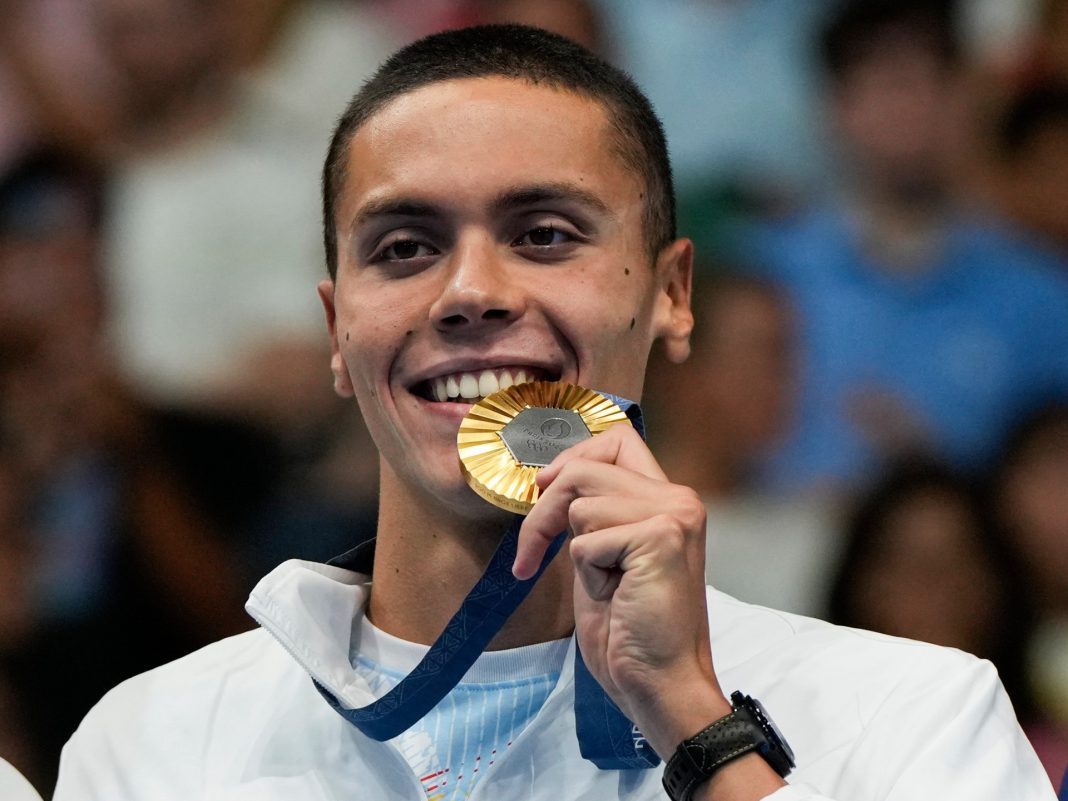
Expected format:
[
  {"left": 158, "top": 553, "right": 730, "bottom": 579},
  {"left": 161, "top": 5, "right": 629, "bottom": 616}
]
[
  {"left": 690, "top": 752, "right": 787, "bottom": 801},
  {"left": 660, "top": 691, "right": 794, "bottom": 801},
  {"left": 631, "top": 677, "right": 733, "bottom": 759}
]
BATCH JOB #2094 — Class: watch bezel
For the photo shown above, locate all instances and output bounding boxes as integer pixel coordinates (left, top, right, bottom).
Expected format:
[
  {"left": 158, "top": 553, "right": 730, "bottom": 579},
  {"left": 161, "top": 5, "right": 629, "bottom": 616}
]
[{"left": 729, "top": 691, "right": 795, "bottom": 778}]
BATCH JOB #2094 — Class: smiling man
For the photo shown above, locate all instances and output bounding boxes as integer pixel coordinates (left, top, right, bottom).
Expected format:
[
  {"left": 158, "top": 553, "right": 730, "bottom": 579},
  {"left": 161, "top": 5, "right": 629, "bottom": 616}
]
[{"left": 54, "top": 25, "right": 1053, "bottom": 801}]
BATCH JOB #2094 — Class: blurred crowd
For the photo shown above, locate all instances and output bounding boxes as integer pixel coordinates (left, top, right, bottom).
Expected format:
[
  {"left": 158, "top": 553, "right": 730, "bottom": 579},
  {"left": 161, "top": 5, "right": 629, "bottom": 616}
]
[{"left": 1, "top": 0, "right": 1067, "bottom": 794}]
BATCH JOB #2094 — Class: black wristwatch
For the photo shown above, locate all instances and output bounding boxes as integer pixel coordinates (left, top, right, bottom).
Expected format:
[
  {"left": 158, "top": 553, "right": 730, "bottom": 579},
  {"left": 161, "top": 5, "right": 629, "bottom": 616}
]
[{"left": 661, "top": 691, "right": 795, "bottom": 801}]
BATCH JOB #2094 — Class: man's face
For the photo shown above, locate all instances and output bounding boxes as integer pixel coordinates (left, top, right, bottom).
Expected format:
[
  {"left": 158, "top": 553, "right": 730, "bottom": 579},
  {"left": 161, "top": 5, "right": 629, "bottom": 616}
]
[{"left": 320, "top": 77, "right": 691, "bottom": 517}]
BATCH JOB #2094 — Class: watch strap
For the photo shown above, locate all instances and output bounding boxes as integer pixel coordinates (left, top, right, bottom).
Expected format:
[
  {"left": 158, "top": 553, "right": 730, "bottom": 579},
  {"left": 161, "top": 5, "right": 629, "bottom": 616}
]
[{"left": 662, "top": 712, "right": 759, "bottom": 801}]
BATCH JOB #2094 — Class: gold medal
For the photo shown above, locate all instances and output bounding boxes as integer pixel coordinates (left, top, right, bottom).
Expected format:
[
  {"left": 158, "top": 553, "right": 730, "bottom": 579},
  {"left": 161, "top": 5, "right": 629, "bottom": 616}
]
[{"left": 457, "top": 381, "right": 631, "bottom": 514}]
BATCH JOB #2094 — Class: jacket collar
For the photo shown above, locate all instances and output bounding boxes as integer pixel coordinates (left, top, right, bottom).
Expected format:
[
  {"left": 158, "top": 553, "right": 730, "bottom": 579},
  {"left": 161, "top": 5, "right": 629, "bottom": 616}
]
[{"left": 245, "top": 555, "right": 580, "bottom": 713}]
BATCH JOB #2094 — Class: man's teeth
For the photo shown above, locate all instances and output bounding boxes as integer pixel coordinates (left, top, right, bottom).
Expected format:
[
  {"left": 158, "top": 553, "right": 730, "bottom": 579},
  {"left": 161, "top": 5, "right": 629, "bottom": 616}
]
[
  {"left": 430, "top": 368, "right": 534, "bottom": 402},
  {"left": 460, "top": 373, "right": 479, "bottom": 399},
  {"left": 478, "top": 371, "right": 498, "bottom": 397}
]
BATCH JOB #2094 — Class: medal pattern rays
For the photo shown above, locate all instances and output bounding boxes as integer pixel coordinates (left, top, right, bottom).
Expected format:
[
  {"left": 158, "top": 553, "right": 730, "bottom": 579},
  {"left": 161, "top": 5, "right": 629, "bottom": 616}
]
[{"left": 457, "top": 382, "right": 632, "bottom": 514}]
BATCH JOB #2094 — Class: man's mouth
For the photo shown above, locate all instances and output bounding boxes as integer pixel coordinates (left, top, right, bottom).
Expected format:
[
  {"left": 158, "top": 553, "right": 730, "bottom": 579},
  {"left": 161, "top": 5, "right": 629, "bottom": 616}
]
[{"left": 413, "top": 366, "right": 557, "bottom": 403}]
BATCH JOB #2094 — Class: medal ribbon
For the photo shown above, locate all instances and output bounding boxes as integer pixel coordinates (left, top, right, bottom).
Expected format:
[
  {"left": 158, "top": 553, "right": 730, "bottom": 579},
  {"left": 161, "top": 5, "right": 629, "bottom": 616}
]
[{"left": 316, "top": 393, "right": 660, "bottom": 770}]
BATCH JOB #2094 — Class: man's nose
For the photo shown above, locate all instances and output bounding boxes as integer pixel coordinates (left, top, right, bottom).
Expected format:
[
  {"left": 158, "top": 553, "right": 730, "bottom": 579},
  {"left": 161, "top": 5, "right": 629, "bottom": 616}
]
[{"left": 429, "top": 235, "right": 526, "bottom": 332}]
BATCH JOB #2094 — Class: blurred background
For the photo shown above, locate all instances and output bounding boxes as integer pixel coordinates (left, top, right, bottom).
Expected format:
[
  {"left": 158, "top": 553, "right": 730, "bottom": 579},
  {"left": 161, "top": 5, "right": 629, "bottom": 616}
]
[{"left": 0, "top": 0, "right": 1067, "bottom": 793}]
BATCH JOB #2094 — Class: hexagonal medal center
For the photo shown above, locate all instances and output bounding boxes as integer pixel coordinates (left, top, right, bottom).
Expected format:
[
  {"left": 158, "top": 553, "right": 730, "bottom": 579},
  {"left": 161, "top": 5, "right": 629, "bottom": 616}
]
[{"left": 499, "top": 407, "right": 592, "bottom": 468}]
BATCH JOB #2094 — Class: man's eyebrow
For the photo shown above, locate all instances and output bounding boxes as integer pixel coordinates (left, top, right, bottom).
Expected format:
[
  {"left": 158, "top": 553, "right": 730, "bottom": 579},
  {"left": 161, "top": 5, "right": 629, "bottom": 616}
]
[
  {"left": 349, "top": 183, "right": 616, "bottom": 232},
  {"left": 350, "top": 198, "right": 440, "bottom": 231},
  {"left": 490, "top": 183, "right": 616, "bottom": 219}
]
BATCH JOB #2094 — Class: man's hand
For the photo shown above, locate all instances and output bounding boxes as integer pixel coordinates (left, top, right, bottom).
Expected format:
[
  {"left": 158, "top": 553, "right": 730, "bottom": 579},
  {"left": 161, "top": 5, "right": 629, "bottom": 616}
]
[
  {"left": 513, "top": 423, "right": 729, "bottom": 757},
  {"left": 513, "top": 423, "right": 788, "bottom": 799}
]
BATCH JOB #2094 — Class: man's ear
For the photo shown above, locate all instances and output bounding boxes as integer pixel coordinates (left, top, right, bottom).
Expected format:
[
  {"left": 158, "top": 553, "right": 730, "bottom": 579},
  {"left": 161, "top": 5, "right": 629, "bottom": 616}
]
[
  {"left": 651, "top": 238, "right": 694, "bottom": 364},
  {"left": 318, "top": 278, "right": 355, "bottom": 397}
]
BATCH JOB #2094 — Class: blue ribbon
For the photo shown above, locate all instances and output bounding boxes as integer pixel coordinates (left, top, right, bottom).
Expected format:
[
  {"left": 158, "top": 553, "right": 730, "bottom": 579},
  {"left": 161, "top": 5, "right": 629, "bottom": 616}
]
[{"left": 317, "top": 392, "right": 660, "bottom": 770}]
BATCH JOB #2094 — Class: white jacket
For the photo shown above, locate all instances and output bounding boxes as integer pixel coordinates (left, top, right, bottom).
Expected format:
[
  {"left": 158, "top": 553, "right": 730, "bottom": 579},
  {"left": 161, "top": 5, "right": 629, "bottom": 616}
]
[
  {"left": 54, "top": 559, "right": 1055, "bottom": 800},
  {"left": 0, "top": 758, "right": 43, "bottom": 801}
]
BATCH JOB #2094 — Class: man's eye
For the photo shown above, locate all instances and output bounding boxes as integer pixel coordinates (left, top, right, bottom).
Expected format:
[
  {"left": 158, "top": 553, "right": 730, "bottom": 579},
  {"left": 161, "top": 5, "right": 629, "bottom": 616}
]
[
  {"left": 377, "top": 239, "right": 437, "bottom": 261},
  {"left": 514, "top": 226, "right": 570, "bottom": 247}
]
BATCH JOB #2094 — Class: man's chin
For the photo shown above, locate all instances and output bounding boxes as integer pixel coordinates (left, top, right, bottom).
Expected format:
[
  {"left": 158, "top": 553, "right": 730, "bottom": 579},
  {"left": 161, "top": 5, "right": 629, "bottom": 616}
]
[
  {"left": 384, "top": 458, "right": 517, "bottom": 525},
  {"left": 445, "top": 483, "right": 519, "bottom": 527}
]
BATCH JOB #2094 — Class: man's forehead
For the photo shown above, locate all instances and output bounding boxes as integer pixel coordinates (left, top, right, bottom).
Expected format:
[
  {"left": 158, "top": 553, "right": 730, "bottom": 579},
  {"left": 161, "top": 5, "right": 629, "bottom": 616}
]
[
  {"left": 359, "top": 74, "right": 610, "bottom": 134},
  {"left": 345, "top": 76, "right": 622, "bottom": 178},
  {"left": 341, "top": 76, "right": 639, "bottom": 214}
]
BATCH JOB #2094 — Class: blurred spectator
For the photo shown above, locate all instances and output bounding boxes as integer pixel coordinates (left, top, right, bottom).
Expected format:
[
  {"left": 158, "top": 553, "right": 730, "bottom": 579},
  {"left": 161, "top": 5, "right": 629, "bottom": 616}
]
[
  {"left": 0, "top": 149, "right": 264, "bottom": 793},
  {"left": 826, "top": 458, "right": 1059, "bottom": 776},
  {"left": 992, "top": 402, "right": 1068, "bottom": 780},
  {"left": 601, "top": 0, "right": 834, "bottom": 261},
  {"left": 0, "top": 149, "right": 113, "bottom": 619},
  {"left": 477, "top": 0, "right": 604, "bottom": 52},
  {"left": 992, "top": 80, "right": 1068, "bottom": 258},
  {"left": 646, "top": 273, "right": 838, "bottom": 615},
  {"left": 0, "top": 135, "right": 382, "bottom": 789},
  {"left": 104, "top": 0, "right": 399, "bottom": 407},
  {"left": 829, "top": 458, "right": 1029, "bottom": 668},
  {"left": 749, "top": 0, "right": 1068, "bottom": 495},
  {"left": 0, "top": 0, "right": 237, "bottom": 169},
  {"left": 98, "top": 0, "right": 389, "bottom": 577}
]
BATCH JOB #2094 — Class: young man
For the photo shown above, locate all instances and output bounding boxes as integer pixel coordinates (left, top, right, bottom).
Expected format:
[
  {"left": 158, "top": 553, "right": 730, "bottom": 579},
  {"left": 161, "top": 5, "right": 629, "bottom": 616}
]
[{"left": 54, "top": 25, "right": 1053, "bottom": 801}]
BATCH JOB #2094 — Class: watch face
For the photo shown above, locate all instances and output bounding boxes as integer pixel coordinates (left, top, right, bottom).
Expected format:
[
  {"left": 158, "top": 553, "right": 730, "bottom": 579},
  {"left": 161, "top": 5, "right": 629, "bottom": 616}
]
[{"left": 731, "top": 692, "right": 796, "bottom": 774}]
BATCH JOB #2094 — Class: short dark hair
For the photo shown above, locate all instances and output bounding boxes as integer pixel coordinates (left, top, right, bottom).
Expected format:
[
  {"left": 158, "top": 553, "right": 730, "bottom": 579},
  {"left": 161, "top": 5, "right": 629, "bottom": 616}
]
[
  {"left": 321, "top": 24, "right": 675, "bottom": 279},
  {"left": 819, "top": 0, "right": 961, "bottom": 82}
]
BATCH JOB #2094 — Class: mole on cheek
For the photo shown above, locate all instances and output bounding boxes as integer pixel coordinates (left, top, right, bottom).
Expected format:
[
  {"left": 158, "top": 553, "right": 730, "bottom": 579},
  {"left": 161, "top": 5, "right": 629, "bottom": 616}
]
[
  {"left": 629, "top": 317, "right": 635, "bottom": 330},
  {"left": 624, "top": 268, "right": 630, "bottom": 276},
  {"left": 345, "top": 332, "right": 350, "bottom": 341},
  {"left": 405, "top": 330, "right": 414, "bottom": 337}
]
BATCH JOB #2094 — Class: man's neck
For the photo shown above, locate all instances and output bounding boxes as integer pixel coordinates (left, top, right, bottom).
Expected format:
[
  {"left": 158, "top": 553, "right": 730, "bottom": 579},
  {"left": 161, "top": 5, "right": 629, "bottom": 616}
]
[{"left": 366, "top": 462, "right": 576, "bottom": 650}]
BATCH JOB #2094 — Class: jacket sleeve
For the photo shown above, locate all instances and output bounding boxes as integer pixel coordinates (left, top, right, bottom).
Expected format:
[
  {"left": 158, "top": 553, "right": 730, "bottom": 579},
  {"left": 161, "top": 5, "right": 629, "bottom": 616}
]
[
  {"left": 52, "top": 722, "right": 120, "bottom": 801},
  {"left": 52, "top": 672, "right": 204, "bottom": 801},
  {"left": 762, "top": 657, "right": 1055, "bottom": 801}
]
